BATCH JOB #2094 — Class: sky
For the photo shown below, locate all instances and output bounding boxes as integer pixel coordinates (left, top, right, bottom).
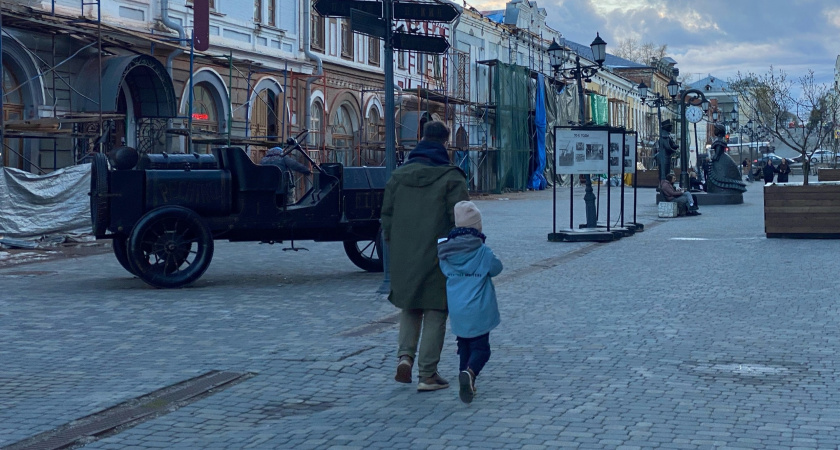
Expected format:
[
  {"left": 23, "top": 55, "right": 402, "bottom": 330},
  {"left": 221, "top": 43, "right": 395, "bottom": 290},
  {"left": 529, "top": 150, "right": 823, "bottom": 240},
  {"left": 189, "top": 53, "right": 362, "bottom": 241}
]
[{"left": 469, "top": 0, "right": 839, "bottom": 87}]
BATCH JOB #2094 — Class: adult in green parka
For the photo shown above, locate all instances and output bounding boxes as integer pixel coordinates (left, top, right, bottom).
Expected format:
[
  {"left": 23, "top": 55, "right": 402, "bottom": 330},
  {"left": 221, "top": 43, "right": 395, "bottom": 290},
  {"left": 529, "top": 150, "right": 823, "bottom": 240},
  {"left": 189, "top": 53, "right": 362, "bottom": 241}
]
[{"left": 381, "top": 121, "right": 469, "bottom": 392}]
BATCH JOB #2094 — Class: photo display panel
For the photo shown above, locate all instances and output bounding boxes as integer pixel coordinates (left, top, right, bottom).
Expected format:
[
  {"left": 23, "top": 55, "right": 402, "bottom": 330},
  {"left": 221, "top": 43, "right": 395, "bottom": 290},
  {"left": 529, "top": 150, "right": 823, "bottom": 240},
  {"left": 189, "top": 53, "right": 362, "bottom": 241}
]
[
  {"left": 554, "top": 127, "right": 610, "bottom": 174},
  {"left": 609, "top": 131, "right": 624, "bottom": 174},
  {"left": 624, "top": 132, "right": 638, "bottom": 174}
]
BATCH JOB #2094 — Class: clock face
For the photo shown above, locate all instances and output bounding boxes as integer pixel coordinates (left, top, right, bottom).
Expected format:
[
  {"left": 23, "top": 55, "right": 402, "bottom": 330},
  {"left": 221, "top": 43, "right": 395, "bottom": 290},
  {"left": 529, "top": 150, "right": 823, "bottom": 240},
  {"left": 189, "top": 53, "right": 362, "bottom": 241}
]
[{"left": 686, "top": 105, "right": 704, "bottom": 123}]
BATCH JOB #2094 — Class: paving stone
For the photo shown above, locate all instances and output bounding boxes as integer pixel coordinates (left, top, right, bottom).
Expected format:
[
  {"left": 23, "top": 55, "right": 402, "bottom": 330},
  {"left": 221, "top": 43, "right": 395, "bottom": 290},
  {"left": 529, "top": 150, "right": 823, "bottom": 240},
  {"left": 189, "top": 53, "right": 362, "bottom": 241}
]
[{"left": 3, "top": 180, "right": 840, "bottom": 448}]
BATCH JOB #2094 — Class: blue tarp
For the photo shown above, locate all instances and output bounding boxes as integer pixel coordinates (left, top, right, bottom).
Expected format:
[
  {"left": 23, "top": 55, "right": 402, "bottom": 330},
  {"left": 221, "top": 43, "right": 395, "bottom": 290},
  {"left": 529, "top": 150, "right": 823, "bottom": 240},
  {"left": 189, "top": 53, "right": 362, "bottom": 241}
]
[
  {"left": 529, "top": 74, "right": 547, "bottom": 190},
  {"left": 485, "top": 12, "right": 504, "bottom": 23}
]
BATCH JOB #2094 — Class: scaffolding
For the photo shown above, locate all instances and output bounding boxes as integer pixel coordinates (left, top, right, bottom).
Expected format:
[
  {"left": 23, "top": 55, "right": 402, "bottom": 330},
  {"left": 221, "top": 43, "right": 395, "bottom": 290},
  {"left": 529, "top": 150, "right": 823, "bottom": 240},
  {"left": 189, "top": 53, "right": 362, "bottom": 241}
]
[
  {"left": 0, "top": 0, "right": 111, "bottom": 174},
  {"left": 1, "top": 1, "right": 571, "bottom": 197}
]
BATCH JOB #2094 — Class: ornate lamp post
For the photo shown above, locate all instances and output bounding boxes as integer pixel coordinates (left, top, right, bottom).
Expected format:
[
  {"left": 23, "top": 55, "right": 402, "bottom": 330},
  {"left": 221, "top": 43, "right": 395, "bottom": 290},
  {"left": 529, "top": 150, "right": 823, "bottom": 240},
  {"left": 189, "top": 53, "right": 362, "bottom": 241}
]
[
  {"left": 548, "top": 34, "right": 607, "bottom": 228},
  {"left": 743, "top": 118, "right": 767, "bottom": 169},
  {"left": 637, "top": 78, "right": 679, "bottom": 168}
]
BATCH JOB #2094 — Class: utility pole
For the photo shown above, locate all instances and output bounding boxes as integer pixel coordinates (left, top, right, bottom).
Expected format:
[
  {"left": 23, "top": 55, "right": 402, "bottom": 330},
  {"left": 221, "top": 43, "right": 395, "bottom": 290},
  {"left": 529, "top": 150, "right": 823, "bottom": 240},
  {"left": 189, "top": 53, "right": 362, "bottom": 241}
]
[{"left": 379, "top": 0, "right": 395, "bottom": 293}]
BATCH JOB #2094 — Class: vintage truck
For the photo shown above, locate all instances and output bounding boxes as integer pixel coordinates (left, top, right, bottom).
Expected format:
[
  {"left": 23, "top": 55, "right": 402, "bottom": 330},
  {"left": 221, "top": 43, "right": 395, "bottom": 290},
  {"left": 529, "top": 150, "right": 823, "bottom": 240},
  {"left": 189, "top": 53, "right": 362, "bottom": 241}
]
[{"left": 89, "top": 131, "right": 385, "bottom": 288}]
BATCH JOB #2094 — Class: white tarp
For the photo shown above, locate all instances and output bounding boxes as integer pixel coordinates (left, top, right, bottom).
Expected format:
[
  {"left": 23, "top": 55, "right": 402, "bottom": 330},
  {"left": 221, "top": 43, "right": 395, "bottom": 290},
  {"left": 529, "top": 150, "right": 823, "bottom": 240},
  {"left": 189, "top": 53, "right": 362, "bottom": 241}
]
[{"left": 0, "top": 164, "right": 92, "bottom": 239}]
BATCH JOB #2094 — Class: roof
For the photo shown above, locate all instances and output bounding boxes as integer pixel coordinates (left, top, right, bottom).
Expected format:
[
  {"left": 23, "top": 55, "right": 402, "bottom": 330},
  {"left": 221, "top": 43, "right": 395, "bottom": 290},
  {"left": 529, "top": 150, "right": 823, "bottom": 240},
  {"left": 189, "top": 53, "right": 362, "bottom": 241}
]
[
  {"left": 688, "top": 75, "right": 730, "bottom": 92},
  {"left": 564, "top": 39, "right": 647, "bottom": 69}
]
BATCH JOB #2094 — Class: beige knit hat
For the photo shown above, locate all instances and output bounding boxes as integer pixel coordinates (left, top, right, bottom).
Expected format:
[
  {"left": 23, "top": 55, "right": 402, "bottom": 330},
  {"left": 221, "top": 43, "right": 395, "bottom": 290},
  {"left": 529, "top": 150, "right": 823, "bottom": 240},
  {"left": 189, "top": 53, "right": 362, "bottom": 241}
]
[{"left": 454, "top": 200, "right": 482, "bottom": 232}]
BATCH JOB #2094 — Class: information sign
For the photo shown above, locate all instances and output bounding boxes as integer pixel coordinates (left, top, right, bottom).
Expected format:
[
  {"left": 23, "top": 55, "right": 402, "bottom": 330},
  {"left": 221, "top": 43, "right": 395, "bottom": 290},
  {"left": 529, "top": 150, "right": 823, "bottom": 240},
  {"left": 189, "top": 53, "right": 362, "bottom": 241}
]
[{"left": 554, "top": 127, "right": 609, "bottom": 175}]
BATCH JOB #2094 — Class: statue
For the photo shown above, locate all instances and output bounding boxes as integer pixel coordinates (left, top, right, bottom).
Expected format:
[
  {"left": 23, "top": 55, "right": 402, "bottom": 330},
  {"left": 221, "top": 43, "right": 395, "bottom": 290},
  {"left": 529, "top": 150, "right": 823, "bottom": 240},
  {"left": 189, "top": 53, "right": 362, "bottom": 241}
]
[
  {"left": 655, "top": 119, "right": 679, "bottom": 181},
  {"left": 707, "top": 123, "right": 747, "bottom": 193}
]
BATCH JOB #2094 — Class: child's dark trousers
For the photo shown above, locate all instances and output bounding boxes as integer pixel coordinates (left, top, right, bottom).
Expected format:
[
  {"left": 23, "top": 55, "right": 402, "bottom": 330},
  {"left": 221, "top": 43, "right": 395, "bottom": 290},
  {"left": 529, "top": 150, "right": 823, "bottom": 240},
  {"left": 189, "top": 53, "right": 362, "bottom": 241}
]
[{"left": 456, "top": 333, "right": 491, "bottom": 376}]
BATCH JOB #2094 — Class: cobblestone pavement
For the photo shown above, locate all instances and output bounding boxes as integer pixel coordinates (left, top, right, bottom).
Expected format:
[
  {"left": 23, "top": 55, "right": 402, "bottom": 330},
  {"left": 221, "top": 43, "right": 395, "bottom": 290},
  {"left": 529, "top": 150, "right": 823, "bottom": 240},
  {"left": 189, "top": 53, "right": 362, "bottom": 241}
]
[{"left": 3, "top": 177, "right": 840, "bottom": 449}]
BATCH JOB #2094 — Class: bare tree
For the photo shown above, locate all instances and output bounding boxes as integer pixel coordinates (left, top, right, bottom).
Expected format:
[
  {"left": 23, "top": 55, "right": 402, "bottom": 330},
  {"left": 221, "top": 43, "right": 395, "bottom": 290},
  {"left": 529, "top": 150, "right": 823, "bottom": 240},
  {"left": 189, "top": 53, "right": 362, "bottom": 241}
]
[
  {"left": 730, "top": 67, "right": 839, "bottom": 184},
  {"left": 613, "top": 37, "right": 667, "bottom": 65}
]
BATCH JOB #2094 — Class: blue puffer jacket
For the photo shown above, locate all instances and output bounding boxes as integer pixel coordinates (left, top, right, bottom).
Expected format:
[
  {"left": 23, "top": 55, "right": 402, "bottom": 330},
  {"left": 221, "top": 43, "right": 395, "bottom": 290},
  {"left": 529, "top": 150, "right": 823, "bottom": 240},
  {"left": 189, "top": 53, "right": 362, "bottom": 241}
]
[{"left": 437, "top": 232, "right": 503, "bottom": 338}]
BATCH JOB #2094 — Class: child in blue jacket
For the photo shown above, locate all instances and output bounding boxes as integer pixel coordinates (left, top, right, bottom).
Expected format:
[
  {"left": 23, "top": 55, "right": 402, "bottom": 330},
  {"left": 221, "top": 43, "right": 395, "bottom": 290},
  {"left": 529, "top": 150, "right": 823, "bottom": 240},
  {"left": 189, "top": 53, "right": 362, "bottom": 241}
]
[{"left": 437, "top": 201, "right": 503, "bottom": 404}]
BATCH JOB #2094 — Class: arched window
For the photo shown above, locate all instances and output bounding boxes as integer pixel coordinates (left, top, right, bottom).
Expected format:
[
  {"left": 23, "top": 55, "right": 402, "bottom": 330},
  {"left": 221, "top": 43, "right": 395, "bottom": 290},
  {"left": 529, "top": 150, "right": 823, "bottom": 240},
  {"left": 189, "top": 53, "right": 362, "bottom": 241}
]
[
  {"left": 251, "top": 88, "right": 280, "bottom": 142},
  {"left": 3, "top": 64, "right": 23, "bottom": 169},
  {"left": 366, "top": 107, "right": 382, "bottom": 142},
  {"left": 191, "top": 83, "right": 220, "bottom": 153},
  {"left": 309, "top": 100, "right": 324, "bottom": 147},
  {"left": 332, "top": 104, "right": 356, "bottom": 148}
]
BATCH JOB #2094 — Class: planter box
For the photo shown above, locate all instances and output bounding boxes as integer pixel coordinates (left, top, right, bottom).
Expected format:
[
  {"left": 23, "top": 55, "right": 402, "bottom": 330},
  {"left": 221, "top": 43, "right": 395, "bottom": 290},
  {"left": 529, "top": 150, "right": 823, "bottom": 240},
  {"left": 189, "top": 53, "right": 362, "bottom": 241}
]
[
  {"left": 818, "top": 168, "right": 840, "bottom": 182},
  {"left": 635, "top": 168, "right": 680, "bottom": 188},
  {"left": 765, "top": 182, "right": 840, "bottom": 238}
]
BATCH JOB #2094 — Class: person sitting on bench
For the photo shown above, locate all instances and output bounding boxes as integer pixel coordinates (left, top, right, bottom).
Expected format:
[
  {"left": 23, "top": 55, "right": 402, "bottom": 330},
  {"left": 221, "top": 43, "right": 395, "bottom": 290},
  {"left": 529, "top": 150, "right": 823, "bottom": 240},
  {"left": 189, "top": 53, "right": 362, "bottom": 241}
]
[{"left": 659, "top": 173, "right": 700, "bottom": 216}]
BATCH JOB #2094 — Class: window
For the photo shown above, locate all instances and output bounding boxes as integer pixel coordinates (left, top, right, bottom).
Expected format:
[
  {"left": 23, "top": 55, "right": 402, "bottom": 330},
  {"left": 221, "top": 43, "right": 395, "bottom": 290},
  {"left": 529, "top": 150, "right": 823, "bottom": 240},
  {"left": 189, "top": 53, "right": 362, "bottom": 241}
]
[
  {"left": 310, "top": 8, "right": 325, "bottom": 51},
  {"left": 368, "top": 37, "right": 380, "bottom": 66},
  {"left": 251, "top": 89, "right": 280, "bottom": 142},
  {"left": 367, "top": 108, "right": 382, "bottom": 142},
  {"left": 254, "top": 0, "right": 261, "bottom": 23},
  {"left": 341, "top": 20, "right": 354, "bottom": 59},
  {"left": 187, "top": 0, "right": 216, "bottom": 9},
  {"left": 397, "top": 50, "right": 406, "bottom": 69},
  {"left": 332, "top": 104, "right": 356, "bottom": 148},
  {"left": 309, "top": 101, "right": 324, "bottom": 146},
  {"left": 268, "top": 0, "right": 275, "bottom": 26},
  {"left": 2, "top": 64, "right": 23, "bottom": 169},
  {"left": 432, "top": 55, "right": 442, "bottom": 79},
  {"left": 191, "top": 83, "right": 220, "bottom": 153}
]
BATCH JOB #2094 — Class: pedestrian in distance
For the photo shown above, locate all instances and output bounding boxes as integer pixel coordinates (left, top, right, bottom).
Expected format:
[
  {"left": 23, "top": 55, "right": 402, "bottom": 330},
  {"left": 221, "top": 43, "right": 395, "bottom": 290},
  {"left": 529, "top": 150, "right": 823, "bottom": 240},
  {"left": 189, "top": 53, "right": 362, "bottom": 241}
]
[
  {"left": 381, "top": 120, "right": 470, "bottom": 392},
  {"left": 741, "top": 158, "right": 752, "bottom": 182},
  {"left": 437, "top": 201, "right": 502, "bottom": 404},
  {"left": 763, "top": 159, "right": 777, "bottom": 184},
  {"left": 777, "top": 158, "right": 791, "bottom": 183},
  {"left": 659, "top": 173, "right": 700, "bottom": 216}
]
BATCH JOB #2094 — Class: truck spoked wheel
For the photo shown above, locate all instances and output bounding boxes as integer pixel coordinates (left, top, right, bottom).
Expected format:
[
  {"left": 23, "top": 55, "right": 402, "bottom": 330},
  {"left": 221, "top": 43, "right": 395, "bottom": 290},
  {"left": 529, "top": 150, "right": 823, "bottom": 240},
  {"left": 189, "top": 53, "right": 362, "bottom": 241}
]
[
  {"left": 112, "top": 234, "right": 136, "bottom": 275},
  {"left": 343, "top": 229, "right": 383, "bottom": 272},
  {"left": 89, "top": 153, "right": 110, "bottom": 237},
  {"left": 128, "top": 206, "right": 214, "bottom": 288}
]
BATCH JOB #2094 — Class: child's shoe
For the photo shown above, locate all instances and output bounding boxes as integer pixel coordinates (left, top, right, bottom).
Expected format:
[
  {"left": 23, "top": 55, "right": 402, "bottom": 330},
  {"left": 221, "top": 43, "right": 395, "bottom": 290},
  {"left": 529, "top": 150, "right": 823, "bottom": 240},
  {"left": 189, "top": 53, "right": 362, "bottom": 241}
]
[{"left": 458, "top": 369, "right": 476, "bottom": 404}]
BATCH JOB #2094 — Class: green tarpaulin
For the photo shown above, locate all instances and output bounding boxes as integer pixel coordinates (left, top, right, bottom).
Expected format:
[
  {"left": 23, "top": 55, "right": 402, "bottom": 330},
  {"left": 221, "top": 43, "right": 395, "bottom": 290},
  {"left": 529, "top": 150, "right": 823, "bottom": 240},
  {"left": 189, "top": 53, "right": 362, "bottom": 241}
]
[
  {"left": 493, "top": 63, "right": 531, "bottom": 193},
  {"left": 589, "top": 93, "right": 608, "bottom": 125}
]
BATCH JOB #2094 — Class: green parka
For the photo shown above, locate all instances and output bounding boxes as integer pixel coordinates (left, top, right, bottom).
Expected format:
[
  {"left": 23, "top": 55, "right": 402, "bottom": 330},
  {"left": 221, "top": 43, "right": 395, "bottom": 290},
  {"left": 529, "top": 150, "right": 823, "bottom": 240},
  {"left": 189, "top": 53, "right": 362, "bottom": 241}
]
[{"left": 381, "top": 161, "right": 469, "bottom": 310}]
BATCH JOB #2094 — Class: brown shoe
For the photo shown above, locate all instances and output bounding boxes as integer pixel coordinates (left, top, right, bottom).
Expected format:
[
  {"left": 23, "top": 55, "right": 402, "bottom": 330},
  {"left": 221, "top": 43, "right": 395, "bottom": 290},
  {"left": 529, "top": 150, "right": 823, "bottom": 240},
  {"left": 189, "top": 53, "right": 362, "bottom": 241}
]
[
  {"left": 395, "top": 356, "right": 413, "bottom": 383},
  {"left": 417, "top": 372, "right": 450, "bottom": 391}
]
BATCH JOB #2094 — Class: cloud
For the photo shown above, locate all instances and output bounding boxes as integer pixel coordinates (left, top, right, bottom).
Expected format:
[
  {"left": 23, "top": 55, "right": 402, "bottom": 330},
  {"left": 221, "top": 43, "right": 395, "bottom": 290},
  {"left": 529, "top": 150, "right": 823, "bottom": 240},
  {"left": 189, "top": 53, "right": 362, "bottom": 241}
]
[{"left": 823, "top": 7, "right": 840, "bottom": 28}]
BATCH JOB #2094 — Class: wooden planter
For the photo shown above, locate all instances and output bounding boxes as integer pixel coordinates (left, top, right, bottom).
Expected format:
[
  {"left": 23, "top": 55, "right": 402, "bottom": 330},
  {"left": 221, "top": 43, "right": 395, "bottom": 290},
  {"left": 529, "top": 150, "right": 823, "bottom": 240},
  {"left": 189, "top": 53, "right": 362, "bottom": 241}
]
[
  {"left": 635, "top": 168, "right": 680, "bottom": 188},
  {"left": 818, "top": 168, "right": 840, "bottom": 182},
  {"left": 765, "top": 182, "right": 840, "bottom": 238}
]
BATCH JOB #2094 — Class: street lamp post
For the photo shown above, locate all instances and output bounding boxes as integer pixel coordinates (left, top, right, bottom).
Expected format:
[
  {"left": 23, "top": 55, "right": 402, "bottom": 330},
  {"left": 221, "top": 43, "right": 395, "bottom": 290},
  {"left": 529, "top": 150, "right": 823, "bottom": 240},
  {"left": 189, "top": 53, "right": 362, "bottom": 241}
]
[
  {"left": 729, "top": 106, "right": 739, "bottom": 159},
  {"left": 548, "top": 34, "right": 607, "bottom": 228},
  {"left": 637, "top": 79, "right": 679, "bottom": 173}
]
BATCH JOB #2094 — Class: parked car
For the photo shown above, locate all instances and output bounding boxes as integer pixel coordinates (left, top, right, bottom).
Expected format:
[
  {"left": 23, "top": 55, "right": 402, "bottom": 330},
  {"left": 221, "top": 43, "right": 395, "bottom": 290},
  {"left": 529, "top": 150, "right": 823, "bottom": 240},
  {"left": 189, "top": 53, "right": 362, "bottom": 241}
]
[
  {"left": 808, "top": 150, "right": 840, "bottom": 164},
  {"left": 750, "top": 154, "right": 796, "bottom": 180},
  {"left": 89, "top": 130, "right": 385, "bottom": 288}
]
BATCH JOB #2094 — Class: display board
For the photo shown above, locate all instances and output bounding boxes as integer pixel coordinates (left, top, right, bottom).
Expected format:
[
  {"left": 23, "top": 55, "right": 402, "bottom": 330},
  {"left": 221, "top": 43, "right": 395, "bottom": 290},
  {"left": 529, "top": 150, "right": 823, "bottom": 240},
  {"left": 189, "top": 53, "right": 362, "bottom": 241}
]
[
  {"left": 609, "top": 131, "right": 624, "bottom": 174},
  {"left": 624, "top": 132, "right": 638, "bottom": 174},
  {"left": 554, "top": 127, "right": 609, "bottom": 174}
]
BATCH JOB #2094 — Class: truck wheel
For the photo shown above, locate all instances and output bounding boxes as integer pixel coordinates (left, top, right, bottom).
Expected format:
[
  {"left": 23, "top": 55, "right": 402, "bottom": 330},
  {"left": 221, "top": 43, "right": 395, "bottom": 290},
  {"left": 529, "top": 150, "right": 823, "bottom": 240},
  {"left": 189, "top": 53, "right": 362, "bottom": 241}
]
[
  {"left": 343, "top": 229, "right": 384, "bottom": 272},
  {"left": 90, "top": 153, "right": 110, "bottom": 237},
  {"left": 112, "top": 234, "right": 135, "bottom": 275},
  {"left": 128, "top": 206, "right": 214, "bottom": 288}
]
